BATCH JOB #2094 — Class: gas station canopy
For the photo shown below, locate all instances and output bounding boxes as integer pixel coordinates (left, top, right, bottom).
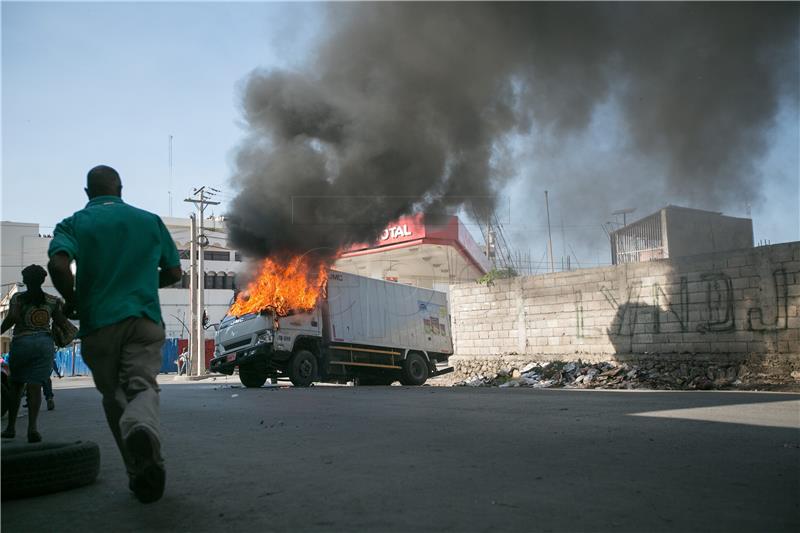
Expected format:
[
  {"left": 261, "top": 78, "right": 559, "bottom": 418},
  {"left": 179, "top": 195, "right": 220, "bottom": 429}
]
[{"left": 334, "top": 214, "right": 490, "bottom": 290}]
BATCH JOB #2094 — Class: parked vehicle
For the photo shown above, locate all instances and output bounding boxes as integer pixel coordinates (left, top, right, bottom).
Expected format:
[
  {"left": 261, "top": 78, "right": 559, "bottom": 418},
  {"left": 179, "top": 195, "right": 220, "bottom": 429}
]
[{"left": 210, "top": 271, "right": 453, "bottom": 387}]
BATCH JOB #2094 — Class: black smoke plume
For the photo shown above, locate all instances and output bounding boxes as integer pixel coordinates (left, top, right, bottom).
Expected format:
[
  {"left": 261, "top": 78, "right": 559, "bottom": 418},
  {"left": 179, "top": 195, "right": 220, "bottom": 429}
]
[{"left": 226, "top": 2, "right": 798, "bottom": 263}]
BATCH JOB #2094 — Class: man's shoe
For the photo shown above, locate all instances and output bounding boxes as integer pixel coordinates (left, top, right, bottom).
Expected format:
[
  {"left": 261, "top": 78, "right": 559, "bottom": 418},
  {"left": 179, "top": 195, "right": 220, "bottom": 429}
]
[
  {"left": 47, "top": 398, "right": 55, "bottom": 411},
  {"left": 125, "top": 427, "right": 165, "bottom": 503}
]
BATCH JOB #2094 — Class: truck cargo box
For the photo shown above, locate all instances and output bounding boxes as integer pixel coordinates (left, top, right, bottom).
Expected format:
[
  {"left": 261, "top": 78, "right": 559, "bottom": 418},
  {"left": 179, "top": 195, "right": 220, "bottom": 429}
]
[{"left": 325, "top": 271, "right": 453, "bottom": 356}]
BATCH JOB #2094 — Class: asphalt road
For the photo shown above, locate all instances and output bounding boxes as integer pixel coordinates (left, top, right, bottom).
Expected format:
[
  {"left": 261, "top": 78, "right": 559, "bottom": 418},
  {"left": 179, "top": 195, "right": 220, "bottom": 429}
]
[{"left": 2, "top": 378, "right": 799, "bottom": 533}]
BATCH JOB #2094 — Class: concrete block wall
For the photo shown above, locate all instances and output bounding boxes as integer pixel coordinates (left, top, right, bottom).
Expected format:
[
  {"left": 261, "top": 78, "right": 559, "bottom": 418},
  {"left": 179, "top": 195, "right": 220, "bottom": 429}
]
[{"left": 449, "top": 242, "right": 800, "bottom": 377}]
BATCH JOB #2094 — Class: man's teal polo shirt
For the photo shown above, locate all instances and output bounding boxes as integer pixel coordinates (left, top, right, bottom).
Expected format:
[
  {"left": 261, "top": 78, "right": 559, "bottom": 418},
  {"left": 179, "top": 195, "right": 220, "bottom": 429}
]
[{"left": 48, "top": 196, "right": 181, "bottom": 337}]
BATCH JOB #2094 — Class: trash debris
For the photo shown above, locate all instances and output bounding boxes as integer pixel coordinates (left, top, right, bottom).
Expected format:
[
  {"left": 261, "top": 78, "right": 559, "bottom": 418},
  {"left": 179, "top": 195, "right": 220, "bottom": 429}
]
[
  {"left": 453, "top": 360, "right": 770, "bottom": 390},
  {"left": 231, "top": 394, "right": 239, "bottom": 398}
]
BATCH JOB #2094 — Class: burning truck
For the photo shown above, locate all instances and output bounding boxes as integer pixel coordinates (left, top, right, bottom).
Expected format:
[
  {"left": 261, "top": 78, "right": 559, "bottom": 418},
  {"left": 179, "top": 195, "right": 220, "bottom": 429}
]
[{"left": 209, "top": 257, "right": 454, "bottom": 387}]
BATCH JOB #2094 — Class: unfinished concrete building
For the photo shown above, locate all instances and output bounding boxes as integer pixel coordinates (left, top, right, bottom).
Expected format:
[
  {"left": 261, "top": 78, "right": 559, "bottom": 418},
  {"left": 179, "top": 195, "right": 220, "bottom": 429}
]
[{"left": 610, "top": 206, "right": 753, "bottom": 264}]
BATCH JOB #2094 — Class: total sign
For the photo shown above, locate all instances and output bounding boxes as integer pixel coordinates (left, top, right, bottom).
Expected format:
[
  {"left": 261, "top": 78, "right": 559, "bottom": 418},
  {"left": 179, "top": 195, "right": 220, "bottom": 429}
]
[{"left": 380, "top": 224, "right": 413, "bottom": 241}]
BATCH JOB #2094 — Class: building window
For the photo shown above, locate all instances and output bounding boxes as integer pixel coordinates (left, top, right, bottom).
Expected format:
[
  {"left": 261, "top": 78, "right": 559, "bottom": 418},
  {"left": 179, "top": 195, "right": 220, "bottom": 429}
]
[
  {"left": 234, "top": 252, "right": 242, "bottom": 262},
  {"left": 181, "top": 271, "right": 190, "bottom": 289},
  {"left": 204, "top": 251, "right": 230, "bottom": 261},
  {"left": 192, "top": 271, "right": 238, "bottom": 290}
]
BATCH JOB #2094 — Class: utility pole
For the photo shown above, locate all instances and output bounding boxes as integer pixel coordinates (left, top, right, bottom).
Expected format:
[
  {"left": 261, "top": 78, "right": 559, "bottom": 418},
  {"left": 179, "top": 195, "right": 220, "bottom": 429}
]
[
  {"left": 168, "top": 135, "right": 174, "bottom": 217},
  {"left": 184, "top": 187, "right": 219, "bottom": 376},
  {"left": 560, "top": 214, "right": 568, "bottom": 272},
  {"left": 188, "top": 213, "right": 197, "bottom": 375},
  {"left": 545, "top": 190, "right": 555, "bottom": 273},
  {"left": 484, "top": 212, "right": 493, "bottom": 266}
]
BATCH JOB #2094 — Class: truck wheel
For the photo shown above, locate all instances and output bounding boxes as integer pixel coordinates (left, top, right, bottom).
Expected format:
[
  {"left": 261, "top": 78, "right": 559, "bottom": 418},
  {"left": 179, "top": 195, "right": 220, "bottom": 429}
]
[
  {"left": 400, "top": 352, "right": 429, "bottom": 386},
  {"left": 289, "top": 350, "right": 317, "bottom": 387},
  {"left": 239, "top": 363, "right": 267, "bottom": 388}
]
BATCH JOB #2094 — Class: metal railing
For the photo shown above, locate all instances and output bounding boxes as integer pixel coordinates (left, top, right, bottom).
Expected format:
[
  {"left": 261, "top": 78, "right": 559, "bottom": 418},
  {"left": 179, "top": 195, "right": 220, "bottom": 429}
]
[{"left": 612, "top": 213, "right": 665, "bottom": 264}]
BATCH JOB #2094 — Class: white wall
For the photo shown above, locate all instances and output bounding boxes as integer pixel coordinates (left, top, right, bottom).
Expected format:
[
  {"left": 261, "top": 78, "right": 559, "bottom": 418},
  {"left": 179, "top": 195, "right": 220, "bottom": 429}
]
[
  {"left": 1, "top": 221, "right": 54, "bottom": 292},
  {"left": 160, "top": 288, "right": 234, "bottom": 339}
]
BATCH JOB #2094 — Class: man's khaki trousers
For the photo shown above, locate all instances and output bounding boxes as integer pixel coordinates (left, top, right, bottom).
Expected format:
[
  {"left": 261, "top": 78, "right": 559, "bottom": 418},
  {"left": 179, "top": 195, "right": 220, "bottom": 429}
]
[{"left": 81, "top": 317, "right": 165, "bottom": 473}]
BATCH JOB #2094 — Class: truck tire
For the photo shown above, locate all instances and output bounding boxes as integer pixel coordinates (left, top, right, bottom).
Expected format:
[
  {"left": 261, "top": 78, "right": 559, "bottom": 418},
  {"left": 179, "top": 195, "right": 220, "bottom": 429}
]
[
  {"left": 239, "top": 362, "right": 267, "bottom": 388},
  {"left": 400, "top": 352, "right": 429, "bottom": 386},
  {"left": 289, "top": 350, "right": 317, "bottom": 387},
  {"left": 2, "top": 441, "right": 100, "bottom": 500}
]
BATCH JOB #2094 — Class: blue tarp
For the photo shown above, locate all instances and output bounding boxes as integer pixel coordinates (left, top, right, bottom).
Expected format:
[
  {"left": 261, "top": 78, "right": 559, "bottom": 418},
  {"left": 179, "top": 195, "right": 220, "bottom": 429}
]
[
  {"left": 161, "top": 338, "right": 179, "bottom": 374},
  {"left": 4, "top": 338, "right": 184, "bottom": 377},
  {"left": 54, "top": 345, "right": 91, "bottom": 376}
]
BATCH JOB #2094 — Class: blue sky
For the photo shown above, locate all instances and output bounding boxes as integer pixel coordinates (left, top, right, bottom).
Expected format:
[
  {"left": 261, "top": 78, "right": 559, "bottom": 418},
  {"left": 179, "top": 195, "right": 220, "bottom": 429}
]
[
  {"left": 2, "top": 2, "right": 323, "bottom": 229},
  {"left": 2, "top": 2, "right": 798, "bottom": 267}
]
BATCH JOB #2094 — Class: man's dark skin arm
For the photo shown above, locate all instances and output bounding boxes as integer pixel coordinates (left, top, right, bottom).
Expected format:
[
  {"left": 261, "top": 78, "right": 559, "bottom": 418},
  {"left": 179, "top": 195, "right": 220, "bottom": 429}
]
[
  {"left": 159, "top": 267, "right": 182, "bottom": 288},
  {"left": 48, "top": 252, "right": 77, "bottom": 318},
  {"left": 1, "top": 313, "right": 15, "bottom": 335}
]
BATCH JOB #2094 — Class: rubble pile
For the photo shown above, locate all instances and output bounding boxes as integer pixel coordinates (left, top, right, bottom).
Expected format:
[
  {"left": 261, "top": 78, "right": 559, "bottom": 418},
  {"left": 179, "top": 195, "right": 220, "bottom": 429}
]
[{"left": 454, "top": 360, "right": 766, "bottom": 390}]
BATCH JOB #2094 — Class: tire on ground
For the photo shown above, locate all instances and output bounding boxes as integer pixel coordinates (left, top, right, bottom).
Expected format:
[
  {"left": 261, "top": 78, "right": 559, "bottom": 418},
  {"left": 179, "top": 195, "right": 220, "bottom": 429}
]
[
  {"left": 289, "top": 350, "right": 318, "bottom": 387},
  {"left": 1, "top": 441, "right": 100, "bottom": 500},
  {"left": 239, "top": 362, "right": 268, "bottom": 388},
  {"left": 400, "top": 352, "right": 430, "bottom": 386}
]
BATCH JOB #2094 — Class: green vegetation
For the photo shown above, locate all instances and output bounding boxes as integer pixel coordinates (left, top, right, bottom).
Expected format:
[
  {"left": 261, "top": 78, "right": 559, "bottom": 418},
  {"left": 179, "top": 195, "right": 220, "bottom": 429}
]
[{"left": 476, "top": 267, "right": 518, "bottom": 287}]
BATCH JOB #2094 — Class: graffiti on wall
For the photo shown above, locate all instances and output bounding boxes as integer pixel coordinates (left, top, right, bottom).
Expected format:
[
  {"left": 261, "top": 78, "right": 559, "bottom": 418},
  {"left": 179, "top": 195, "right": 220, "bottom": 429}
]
[
  {"left": 600, "top": 285, "right": 642, "bottom": 336},
  {"left": 592, "top": 269, "right": 795, "bottom": 339},
  {"left": 652, "top": 277, "right": 689, "bottom": 333},
  {"left": 747, "top": 269, "right": 789, "bottom": 332},
  {"left": 696, "top": 273, "right": 735, "bottom": 333}
]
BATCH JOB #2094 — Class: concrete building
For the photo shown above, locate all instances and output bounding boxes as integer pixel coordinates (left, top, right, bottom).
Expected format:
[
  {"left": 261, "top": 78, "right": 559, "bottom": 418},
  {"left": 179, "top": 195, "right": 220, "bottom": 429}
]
[
  {"left": 1, "top": 221, "right": 56, "bottom": 295},
  {"left": 158, "top": 216, "right": 246, "bottom": 338},
  {"left": 610, "top": 206, "right": 753, "bottom": 264}
]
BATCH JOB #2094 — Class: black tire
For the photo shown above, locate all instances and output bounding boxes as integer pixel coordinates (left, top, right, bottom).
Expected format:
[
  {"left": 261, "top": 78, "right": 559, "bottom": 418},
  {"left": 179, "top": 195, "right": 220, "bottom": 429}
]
[
  {"left": 400, "top": 352, "right": 429, "bottom": 386},
  {"left": 289, "top": 350, "right": 318, "bottom": 387},
  {"left": 1, "top": 380, "right": 9, "bottom": 416},
  {"left": 1, "top": 440, "right": 100, "bottom": 500},
  {"left": 239, "top": 362, "right": 268, "bottom": 388}
]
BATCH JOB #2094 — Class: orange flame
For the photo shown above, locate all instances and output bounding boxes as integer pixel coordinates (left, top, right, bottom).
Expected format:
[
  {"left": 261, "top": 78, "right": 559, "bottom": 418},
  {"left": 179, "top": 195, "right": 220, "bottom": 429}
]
[{"left": 228, "top": 256, "right": 328, "bottom": 317}]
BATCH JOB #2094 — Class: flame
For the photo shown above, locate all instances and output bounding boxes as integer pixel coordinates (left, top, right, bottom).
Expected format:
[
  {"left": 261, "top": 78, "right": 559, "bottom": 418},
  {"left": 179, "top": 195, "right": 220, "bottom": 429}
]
[{"left": 229, "top": 256, "right": 328, "bottom": 317}]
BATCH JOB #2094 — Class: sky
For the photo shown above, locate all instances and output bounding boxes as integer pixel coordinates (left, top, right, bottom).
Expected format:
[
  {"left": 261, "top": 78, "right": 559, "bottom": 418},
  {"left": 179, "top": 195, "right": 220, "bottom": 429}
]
[
  {"left": 2, "top": 2, "right": 323, "bottom": 229},
  {"left": 2, "top": 2, "right": 798, "bottom": 269}
]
